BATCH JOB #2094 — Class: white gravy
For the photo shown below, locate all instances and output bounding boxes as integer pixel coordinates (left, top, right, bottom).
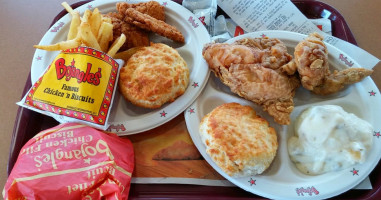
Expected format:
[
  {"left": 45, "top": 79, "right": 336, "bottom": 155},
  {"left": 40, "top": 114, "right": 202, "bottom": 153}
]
[{"left": 288, "top": 105, "right": 373, "bottom": 175}]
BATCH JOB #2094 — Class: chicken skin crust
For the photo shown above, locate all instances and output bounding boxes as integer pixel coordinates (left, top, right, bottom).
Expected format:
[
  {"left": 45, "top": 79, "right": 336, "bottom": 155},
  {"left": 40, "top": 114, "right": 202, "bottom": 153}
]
[{"left": 202, "top": 38, "right": 299, "bottom": 125}]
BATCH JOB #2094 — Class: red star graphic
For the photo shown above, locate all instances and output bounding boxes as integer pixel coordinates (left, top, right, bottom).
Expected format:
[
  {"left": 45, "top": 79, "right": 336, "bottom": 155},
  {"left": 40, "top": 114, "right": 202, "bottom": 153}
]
[
  {"left": 160, "top": 111, "right": 167, "bottom": 117},
  {"left": 71, "top": 59, "right": 75, "bottom": 66},
  {"left": 260, "top": 34, "right": 267, "bottom": 38},
  {"left": 374, "top": 131, "right": 381, "bottom": 138},
  {"left": 248, "top": 178, "right": 256, "bottom": 186},
  {"left": 36, "top": 56, "right": 42, "bottom": 61},
  {"left": 188, "top": 108, "right": 195, "bottom": 114},
  {"left": 351, "top": 168, "right": 359, "bottom": 176},
  {"left": 162, "top": 2, "right": 167, "bottom": 6},
  {"left": 87, "top": 5, "right": 93, "bottom": 9},
  {"left": 192, "top": 82, "right": 199, "bottom": 88},
  {"left": 369, "top": 90, "right": 376, "bottom": 96}
]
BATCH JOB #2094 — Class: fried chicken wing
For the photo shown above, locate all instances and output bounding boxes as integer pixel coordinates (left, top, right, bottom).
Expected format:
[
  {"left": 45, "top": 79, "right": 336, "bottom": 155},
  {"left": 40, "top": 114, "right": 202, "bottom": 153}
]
[
  {"left": 312, "top": 68, "right": 373, "bottom": 95},
  {"left": 282, "top": 32, "right": 329, "bottom": 90},
  {"left": 203, "top": 38, "right": 299, "bottom": 125},
  {"left": 283, "top": 32, "right": 373, "bottom": 95}
]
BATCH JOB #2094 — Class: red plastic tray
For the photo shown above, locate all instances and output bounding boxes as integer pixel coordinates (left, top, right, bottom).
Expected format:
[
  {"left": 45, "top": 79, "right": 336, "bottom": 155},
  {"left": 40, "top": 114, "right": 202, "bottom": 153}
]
[{"left": 8, "top": 1, "right": 380, "bottom": 199}]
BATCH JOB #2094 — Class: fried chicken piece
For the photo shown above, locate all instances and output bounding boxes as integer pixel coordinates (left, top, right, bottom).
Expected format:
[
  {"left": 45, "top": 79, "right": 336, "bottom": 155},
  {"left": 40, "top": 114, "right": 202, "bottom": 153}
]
[
  {"left": 116, "top": 1, "right": 165, "bottom": 21},
  {"left": 104, "top": 12, "right": 149, "bottom": 51},
  {"left": 312, "top": 68, "right": 373, "bottom": 95},
  {"left": 282, "top": 32, "right": 329, "bottom": 90},
  {"left": 282, "top": 32, "right": 373, "bottom": 95},
  {"left": 203, "top": 38, "right": 300, "bottom": 125},
  {"left": 235, "top": 37, "right": 293, "bottom": 70},
  {"left": 124, "top": 8, "right": 185, "bottom": 43}
]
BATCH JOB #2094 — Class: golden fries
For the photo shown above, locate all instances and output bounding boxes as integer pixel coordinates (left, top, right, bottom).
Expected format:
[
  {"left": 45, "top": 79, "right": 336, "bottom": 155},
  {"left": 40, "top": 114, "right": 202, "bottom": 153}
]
[
  {"left": 107, "top": 34, "right": 126, "bottom": 57},
  {"left": 33, "top": 38, "right": 81, "bottom": 51},
  {"left": 97, "top": 22, "right": 114, "bottom": 52},
  {"left": 34, "top": 2, "right": 126, "bottom": 58},
  {"left": 78, "top": 22, "right": 101, "bottom": 50},
  {"left": 61, "top": 2, "right": 75, "bottom": 14},
  {"left": 81, "top": 10, "right": 92, "bottom": 23},
  {"left": 89, "top": 8, "right": 102, "bottom": 38},
  {"left": 67, "top": 11, "right": 80, "bottom": 40}
]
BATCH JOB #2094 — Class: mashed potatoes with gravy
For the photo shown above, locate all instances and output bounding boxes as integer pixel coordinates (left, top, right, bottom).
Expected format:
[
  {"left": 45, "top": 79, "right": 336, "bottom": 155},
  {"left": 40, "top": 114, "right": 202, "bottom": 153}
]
[{"left": 288, "top": 105, "right": 373, "bottom": 175}]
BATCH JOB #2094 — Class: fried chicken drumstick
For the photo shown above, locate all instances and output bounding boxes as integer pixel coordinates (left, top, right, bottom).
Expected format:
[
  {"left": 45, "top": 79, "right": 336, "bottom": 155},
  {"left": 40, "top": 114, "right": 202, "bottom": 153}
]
[{"left": 203, "top": 38, "right": 300, "bottom": 125}]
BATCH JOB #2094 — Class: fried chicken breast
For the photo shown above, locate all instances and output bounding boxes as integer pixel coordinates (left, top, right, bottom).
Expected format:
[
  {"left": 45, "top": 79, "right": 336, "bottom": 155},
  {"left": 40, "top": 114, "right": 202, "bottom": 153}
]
[{"left": 203, "top": 38, "right": 299, "bottom": 125}]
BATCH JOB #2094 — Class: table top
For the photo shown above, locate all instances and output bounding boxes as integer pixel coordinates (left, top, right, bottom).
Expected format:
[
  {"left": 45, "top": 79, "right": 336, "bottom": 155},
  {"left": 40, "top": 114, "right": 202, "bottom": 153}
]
[{"left": 1, "top": 0, "right": 380, "bottom": 197}]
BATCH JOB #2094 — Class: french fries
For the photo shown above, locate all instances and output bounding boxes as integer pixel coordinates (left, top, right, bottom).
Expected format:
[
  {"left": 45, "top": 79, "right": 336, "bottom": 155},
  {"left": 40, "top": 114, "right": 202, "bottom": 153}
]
[
  {"left": 89, "top": 8, "right": 102, "bottom": 38},
  {"left": 67, "top": 11, "right": 80, "bottom": 40},
  {"left": 97, "top": 22, "right": 114, "bottom": 52},
  {"left": 107, "top": 34, "right": 126, "bottom": 57},
  {"left": 34, "top": 2, "right": 126, "bottom": 58},
  {"left": 33, "top": 38, "right": 81, "bottom": 51},
  {"left": 79, "top": 22, "right": 101, "bottom": 50}
]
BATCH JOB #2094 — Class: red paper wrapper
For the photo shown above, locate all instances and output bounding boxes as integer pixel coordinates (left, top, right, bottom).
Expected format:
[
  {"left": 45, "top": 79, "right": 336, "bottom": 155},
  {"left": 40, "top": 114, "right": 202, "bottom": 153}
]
[{"left": 3, "top": 123, "right": 134, "bottom": 200}]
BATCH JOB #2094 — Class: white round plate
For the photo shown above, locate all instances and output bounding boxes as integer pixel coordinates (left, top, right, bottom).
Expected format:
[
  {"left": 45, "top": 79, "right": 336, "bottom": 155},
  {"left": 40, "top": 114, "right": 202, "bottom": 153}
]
[
  {"left": 30, "top": 0, "right": 210, "bottom": 135},
  {"left": 184, "top": 30, "right": 381, "bottom": 199}
]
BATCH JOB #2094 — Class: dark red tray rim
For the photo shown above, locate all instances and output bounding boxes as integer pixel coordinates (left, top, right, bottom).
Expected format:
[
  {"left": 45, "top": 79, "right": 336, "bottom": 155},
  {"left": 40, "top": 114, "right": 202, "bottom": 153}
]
[{"left": 8, "top": 1, "right": 380, "bottom": 199}]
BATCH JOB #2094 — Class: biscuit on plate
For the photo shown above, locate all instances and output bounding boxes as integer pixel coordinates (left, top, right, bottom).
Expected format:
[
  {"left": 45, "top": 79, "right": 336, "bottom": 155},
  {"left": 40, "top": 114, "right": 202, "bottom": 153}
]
[
  {"left": 199, "top": 102, "right": 278, "bottom": 177},
  {"left": 119, "top": 43, "right": 189, "bottom": 108}
]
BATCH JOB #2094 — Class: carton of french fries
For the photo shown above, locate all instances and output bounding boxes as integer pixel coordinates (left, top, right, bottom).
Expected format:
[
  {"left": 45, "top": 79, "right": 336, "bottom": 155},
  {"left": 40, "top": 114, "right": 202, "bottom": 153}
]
[{"left": 18, "top": 2, "right": 129, "bottom": 130}]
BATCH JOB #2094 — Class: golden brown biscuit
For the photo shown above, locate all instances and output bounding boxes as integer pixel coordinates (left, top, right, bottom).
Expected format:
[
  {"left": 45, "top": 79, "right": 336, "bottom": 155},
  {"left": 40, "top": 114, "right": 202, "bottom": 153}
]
[
  {"left": 199, "top": 102, "right": 278, "bottom": 177},
  {"left": 119, "top": 43, "right": 189, "bottom": 108}
]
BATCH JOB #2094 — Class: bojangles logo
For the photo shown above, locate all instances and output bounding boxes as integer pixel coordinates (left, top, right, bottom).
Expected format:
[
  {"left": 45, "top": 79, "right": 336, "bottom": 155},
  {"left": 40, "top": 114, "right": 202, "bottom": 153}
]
[{"left": 55, "top": 58, "right": 102, "bottom": 85}]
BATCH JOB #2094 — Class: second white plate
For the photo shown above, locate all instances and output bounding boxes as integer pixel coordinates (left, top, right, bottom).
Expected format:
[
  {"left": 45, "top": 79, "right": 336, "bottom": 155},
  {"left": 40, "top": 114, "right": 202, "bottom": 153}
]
[
  {"left": 184, "top": 30, "right": 381, "bottom": 199},
  {"left": 30, "top": 0, "right": 211, "bottom": 135}
]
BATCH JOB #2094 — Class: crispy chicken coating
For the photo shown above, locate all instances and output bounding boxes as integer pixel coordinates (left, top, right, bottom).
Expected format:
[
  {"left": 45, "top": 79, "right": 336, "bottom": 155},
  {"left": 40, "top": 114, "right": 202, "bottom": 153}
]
[
  {"left": 116, "top": 1, "right": 165, "bottom": 22},
  {"left": 104, "top": 12, "right": 149, "bottom": 51},
  {"left": 124, "top": 8, "right": 185, "bottom": 43},
  {"left": 104, "top": 1, "right": 166, "bottom": 51},
  {"left": 283, "top": 32, "right": 373, "bottom": 95},
  {"left": 203, "top": 38, "right": 300, "bottom": 125},
  {"left": 312, "top": 68, "right": 373, "bottom": 95}
]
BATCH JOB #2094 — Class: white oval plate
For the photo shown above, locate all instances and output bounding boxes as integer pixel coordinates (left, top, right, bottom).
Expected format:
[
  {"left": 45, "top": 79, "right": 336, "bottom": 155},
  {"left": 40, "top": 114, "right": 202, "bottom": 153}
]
[
  {"left": 184, "top": 30, "right": 381, "bottom": 199},
  {"left": 30, "top": 0, "right": 210, "bottom": 135}
]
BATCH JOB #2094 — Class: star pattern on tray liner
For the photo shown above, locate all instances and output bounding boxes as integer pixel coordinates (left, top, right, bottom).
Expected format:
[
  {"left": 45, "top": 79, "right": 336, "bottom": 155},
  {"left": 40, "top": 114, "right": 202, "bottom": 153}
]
[{"left": 188, "top": 108, "right": 195, "bottom": 114}]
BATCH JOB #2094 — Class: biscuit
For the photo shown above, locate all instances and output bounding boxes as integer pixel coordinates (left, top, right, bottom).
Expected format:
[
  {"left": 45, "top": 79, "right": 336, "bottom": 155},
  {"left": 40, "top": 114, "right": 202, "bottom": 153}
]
[
  {"left": 119, "top": 43, "right": 189, "bottom": 108},
  {"left": 199, "top": 102, "right": 278, "bottom": 177}
]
